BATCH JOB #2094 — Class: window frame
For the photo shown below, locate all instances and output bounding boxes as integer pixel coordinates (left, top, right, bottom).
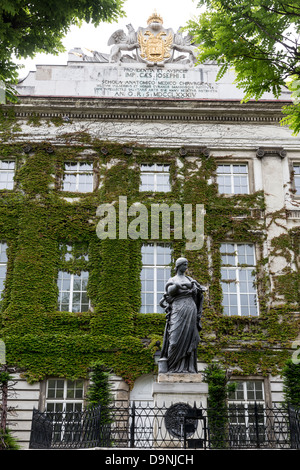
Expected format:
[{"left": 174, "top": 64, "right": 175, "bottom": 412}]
[
  {"left": 40, "top": 377, "right": 88, "bottom": 411},
  {"left": 45, "top": 378, "right": 86, "bottom": 411},
  {"left": 228, "top": 379, "right": 266, "bottom": 447},
  {"left": 61, "top": 161, "right": 95, "bottom": 193},
  {"left": 228, "top": 380, "right": 265, "bottom": 403},
  {"left": 59, "top": 242, "right": 89, "bottom": 262},
  {"left": 220, "top": 242, "right": 259, "bottom": 317},
  {"left": 216, "top": 161, "right": 253, "bottom": 195},
  {"left": 43, "top": 378, "right": 87, "bottom": 444},
  {"left": 291, "top": 162, "right": 300, "bottom": 197},
  {"left": 139, "top": 163, "right": 171, "bottom": 192},
  {"left": 140, "top": 242, "right": 172, "bottom": 313},
  {"left": 0, "top": 241, "right": 8, "bottom": 302},
  {"left": 57, "top": 270, "right": 90, "bottom": 313},
  {"left": 0, "top": 159, "right": 15, "bottom": 191}
]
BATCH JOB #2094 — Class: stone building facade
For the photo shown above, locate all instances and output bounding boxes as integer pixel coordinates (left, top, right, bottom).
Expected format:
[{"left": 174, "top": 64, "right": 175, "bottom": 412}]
[{"left": 0, "top": 14, "right": 300, "bottom": 449}]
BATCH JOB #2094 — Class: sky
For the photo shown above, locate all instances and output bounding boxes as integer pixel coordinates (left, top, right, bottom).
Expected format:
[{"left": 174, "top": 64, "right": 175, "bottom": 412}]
[{"left": 16, "top": 0, "right": 202, "bottom": 80}]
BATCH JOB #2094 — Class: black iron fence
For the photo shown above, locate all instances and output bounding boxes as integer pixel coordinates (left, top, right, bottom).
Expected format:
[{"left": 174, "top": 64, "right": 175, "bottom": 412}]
[
  {"left": 29, "top": 405, "right": 103, "bottom": 449},
  {"left": 29, "top": 401, "right": 300, "bottom": 450}
]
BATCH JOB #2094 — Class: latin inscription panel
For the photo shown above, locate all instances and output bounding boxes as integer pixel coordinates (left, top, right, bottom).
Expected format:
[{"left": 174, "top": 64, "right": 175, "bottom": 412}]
[{"left": 94, "top": 67, "right": 218, "bottom": 99}]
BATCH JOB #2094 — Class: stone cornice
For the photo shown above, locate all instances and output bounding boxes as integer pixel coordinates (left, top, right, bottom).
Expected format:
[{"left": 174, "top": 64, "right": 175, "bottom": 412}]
[{"left": 3, "top": 96, "right": 290, "bottom": 124}]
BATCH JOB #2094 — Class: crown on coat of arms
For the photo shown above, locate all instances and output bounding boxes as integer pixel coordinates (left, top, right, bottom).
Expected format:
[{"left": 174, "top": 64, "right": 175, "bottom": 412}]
[{"left": 147, "top": 11, "right": 163, "bottom": 24}]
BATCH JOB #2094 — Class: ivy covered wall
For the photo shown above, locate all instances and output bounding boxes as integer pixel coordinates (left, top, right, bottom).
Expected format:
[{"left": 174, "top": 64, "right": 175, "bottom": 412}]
[{"left": 0, "top": 110, "right": 299, "bottom": 388}]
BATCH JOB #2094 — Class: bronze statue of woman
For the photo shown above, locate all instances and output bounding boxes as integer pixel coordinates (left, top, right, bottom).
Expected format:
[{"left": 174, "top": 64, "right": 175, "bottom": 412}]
[{"left": 159, "top": 257, "right": 206, "bottom": 374}]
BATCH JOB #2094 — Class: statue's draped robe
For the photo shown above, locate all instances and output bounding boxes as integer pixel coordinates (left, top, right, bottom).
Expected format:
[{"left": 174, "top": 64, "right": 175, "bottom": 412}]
[{"left": 160, "top": 277, "right": 203, "bottom": 373}]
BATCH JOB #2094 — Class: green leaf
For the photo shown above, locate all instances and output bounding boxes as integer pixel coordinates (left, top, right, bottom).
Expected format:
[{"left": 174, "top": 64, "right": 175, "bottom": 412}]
[
  {"left": 185, "top": 0, "right": 300, "bottom": 132},
  {"left": 0, "top": 0, "right": 125, "bottom": 84}
]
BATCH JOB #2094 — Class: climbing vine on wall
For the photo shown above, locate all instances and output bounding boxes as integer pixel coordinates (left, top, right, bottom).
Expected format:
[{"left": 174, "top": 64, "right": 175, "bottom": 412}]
[{"left": 0, "top": 113, "right": 299, "bottom": 387}]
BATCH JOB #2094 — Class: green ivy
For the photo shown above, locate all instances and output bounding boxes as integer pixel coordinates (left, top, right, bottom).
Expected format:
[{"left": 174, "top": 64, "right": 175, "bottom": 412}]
[{"left": 0, "top": 123, "right": 299, "bottom": 388}]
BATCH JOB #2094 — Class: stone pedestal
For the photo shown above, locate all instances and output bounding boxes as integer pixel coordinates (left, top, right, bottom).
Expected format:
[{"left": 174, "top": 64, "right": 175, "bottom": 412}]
[
  {"left": 152, "top": 372, "right": 208, "bottom": 448},
  {"left": 152, "top": 372, "right": 208, "bottom": 408}
]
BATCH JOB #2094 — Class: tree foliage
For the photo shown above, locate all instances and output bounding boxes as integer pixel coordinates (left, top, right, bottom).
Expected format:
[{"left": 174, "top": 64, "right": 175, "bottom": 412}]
[
  {"left": 186, "top": 0, "right": 300, "bottom": 133},
  {"left": 86, "top": 361, "right": 113, "bottom": 410},
  {"left": 0, "top": 365, "right": 20, "bottom": 450},
  {"left": 85, "top": 360, "right": 114, "bottom": 433},
  {"left": 0, "top": 0, "right": 125, "bottom": 99},
  {"left": 203, "top": 363, "right": 235, "bottom": 448},
  {"left": 281, "top": 76, "right": 300, "bottom": 134},
  {"left": 282, "top": 359, "right": 300, "bottom": 406}
]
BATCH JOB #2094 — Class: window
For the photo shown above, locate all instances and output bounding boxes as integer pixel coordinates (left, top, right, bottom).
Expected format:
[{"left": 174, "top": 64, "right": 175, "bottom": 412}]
[
  {"left": 221, "top": 243, "right": 258, "bottom": 316},
  {"left": 0, "top": 160, "right": 15, "bottom": 190},
  {"left": 59, "top": 243, "right": 89, "bottom": 262},
  {"left": 57, "top": 271, "right": 89, "bottom": 312},
  {"left": 140, "top": 243, "right": 172, "bottom": 313},
  {"left": 217, "top": 164, "right": 249, "bottom": 194},
  {"left": 45, "top": 379, "right": 85, "bottom": 444},
  {"left": 140, "top": 164, "right": 170, "bottom": 192},
  {"left": 293, "top": 164, "right": 300, "bottom": 195},
  {"left": 0, "top": 242, "right": 7, "bottom": 302},
  {"left": 46, "top": 379, "right": 84, "bottom": 412},
  {"left": 229, "top": 380, "right": 264, "bottom": 402},
  {"left": 228, "top": 380, "right": 265, "bottom": 447},
  {"left": 62, "top": 161, "right": 94, "bottom": 192},
  {"left": 57, "top": 243, "right": 89, "bottom": 312}
]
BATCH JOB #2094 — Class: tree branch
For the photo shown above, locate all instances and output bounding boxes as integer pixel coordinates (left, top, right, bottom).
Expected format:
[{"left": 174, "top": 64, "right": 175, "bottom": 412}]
[{"left": 261, "top": 3, "right": 300, "bottom": 18}]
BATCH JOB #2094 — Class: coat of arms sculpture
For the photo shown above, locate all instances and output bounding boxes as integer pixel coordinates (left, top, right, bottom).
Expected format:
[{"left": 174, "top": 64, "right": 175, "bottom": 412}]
[
  {"left": 78, "top": 11, "right": 198, "bottom": 66},
  {"left": 137, "top": 12, "right": 174, "bottom": 64}
]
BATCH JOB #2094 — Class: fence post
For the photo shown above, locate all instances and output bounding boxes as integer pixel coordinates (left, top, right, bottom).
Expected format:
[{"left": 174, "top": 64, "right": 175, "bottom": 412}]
[
  {"left": 254, "top": 402, "right": 260, "bottom": 449},
  {"left": 287, "top": 403, "right": 300, "bottom": 449},
  {"left": 130, "top": 402, "right": 136, "bottom": 448}
]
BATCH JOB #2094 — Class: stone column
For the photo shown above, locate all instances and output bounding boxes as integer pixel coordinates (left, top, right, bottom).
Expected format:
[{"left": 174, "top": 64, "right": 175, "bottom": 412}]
[{"left": 256, "top": 147, "right": 288, "bottom": 301}]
